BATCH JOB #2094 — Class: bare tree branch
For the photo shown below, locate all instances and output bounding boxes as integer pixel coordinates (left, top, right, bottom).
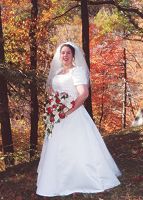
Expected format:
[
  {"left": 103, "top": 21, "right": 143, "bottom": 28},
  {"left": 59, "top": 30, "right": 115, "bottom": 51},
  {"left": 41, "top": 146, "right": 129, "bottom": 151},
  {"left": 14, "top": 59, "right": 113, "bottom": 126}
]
[
  {"left": 47, "top": 4, "right": 80, "bottom": 26},
  {"left": 125, "top": 13, "right": 143, "bottom": 32},
  {"left": 88, "top": 0, "right": 143, "bottom": 19},
  {"left": 8, "top": 82, "right": 31, "bottom": 102},
  {"left": 46, "top": 0, "right": 143, "bottom": 34},
  {"left": 124, "top": 37, "right": 143, "bottom": 42},
  {"left": 126, "top": 49, "right": 143, "bottom": 68}
]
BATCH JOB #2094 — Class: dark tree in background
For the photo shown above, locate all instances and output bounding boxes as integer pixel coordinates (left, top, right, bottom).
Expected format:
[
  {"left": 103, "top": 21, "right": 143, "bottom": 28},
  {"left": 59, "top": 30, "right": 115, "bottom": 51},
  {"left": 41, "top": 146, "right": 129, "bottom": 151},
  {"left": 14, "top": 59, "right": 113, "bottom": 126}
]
[
  {"left": 0, "top": 6, "right": 14, "bottom": 166},
  {"left": 81, "top": 0, "right": 93, "bottom": 118},
  {"left": 29, "top": 0, "right": 39, "bottom": 159},
  {"left": 122, "top": 48, "right": 127, "bottom": 128}
]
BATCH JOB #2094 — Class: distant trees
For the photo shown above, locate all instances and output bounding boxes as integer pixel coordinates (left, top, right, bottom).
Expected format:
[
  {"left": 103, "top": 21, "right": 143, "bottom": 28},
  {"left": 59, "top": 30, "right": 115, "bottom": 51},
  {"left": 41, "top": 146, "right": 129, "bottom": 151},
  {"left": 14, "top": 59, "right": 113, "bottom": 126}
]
[
  {"left": 89, "top": 27, "right": 140, "bottom": 132},
  {"left": 90, "top": 32, "right": 124, "bottom": 132}
]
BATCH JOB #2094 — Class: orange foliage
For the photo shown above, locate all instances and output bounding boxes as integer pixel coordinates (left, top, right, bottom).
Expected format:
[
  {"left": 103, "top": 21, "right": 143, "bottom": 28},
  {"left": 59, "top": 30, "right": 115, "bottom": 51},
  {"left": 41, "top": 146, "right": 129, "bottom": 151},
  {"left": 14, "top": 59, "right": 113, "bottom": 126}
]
[{"left": 90, "top": 24, "right": 125, "bottom": 133}]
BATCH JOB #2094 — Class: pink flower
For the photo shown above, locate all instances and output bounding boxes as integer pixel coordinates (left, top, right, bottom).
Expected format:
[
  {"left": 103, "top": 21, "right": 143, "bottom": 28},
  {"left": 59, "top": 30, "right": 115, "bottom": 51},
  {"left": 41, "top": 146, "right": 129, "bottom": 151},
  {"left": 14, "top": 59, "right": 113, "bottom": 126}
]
[
  {"left": 71, "top": 100, "right": 75, "bottom": 108},
  {"left": 52, "top": 104, "right": 57, "bottom": 109},
  {"left": 59, "top": 112, "right": 66, "bottom": 119},
  {"left": 50, "top": 116, "right": 55, "bottom": 122},
  {"left": 47, "top": 107, "right": 53, "bottom": 114},
  {"left": 44, "top": 91, "right": 75, "bottom": 135},
  {"left": 59, "top": 104, "right": 66, "bottom": 110},
  {"left": 56, "top": 98, "right": 61, "bottom": 104},
  {"left": 55, "top": 92, "right": 59, "bottom": 98}
]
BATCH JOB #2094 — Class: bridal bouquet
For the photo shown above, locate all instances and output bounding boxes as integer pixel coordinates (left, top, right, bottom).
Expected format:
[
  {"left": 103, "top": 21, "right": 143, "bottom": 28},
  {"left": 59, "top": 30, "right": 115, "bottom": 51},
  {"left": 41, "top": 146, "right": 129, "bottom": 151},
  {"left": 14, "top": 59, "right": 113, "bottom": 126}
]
[{"left": 43, "top": 91, "right": 75, "bottom": 135}]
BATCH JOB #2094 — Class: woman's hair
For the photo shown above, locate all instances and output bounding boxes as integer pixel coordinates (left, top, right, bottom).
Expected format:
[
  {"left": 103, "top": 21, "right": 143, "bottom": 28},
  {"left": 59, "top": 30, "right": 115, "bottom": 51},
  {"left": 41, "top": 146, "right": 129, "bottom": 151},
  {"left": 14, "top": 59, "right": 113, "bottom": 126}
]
[{"left": 60, "top": 44, "right": 75, "bottom": 58}]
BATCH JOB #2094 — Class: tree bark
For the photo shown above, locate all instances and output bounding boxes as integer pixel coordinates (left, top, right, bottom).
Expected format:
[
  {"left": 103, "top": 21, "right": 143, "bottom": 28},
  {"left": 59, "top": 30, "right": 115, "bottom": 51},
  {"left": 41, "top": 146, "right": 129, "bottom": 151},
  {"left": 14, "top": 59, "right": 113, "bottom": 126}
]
[
  {"left": 0, "top": 5, "right": 14, "bottom": 167},
  {"left": 122, "top": 48, "right": 127, "bottom": 128},
  {"left": 29, "top": 0, "right": 39, "bottom": 159},
  {"left": 81, "top": 0, "right": 93, "bottom": 118}
]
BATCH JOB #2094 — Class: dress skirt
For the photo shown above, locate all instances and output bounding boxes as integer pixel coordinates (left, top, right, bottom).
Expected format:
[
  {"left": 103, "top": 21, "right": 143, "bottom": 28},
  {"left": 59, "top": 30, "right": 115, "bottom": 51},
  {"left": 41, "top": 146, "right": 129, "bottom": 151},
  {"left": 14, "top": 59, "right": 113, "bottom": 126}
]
[{"left": 36, "top": 105, "right": 121, "bottom": 197}]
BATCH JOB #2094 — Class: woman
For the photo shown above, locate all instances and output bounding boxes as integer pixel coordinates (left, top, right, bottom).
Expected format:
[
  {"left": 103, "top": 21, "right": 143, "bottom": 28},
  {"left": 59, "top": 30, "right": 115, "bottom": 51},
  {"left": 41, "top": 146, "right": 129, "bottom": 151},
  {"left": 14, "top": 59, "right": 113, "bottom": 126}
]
[{"left": 36, "top": 42, "right": 121, "bottom": 197}]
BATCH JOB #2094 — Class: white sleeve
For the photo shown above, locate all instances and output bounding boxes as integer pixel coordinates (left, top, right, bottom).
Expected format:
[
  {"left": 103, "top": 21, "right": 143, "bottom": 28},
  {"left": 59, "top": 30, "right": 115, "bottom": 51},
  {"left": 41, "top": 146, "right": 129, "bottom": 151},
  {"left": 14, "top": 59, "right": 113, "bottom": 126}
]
[{"left": 72, "top": 66, "right": 89, "bottom": 86}]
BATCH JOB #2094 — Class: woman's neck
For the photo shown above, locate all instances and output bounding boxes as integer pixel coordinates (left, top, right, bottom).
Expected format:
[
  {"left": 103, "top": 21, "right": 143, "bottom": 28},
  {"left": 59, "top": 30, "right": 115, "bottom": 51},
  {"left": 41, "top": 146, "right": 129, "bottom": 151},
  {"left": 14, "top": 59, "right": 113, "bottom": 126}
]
[
  {"left": 63, "top": 64, "right": 73, "bottom": 69},
  {"left": 59, "top": 65, "right": 74, "bottom": 74}
]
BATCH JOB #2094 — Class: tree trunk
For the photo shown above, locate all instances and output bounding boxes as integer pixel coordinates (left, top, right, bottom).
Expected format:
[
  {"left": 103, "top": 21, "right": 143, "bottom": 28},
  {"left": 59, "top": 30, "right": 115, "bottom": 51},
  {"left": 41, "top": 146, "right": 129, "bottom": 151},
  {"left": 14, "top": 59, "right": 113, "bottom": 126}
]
[
  {"left": 122, "top": 48, "right": 127, "bottom": 128},
  {"left": 99, "top": 86, "right": 105, "bottom": 131},
  {"left": 29, "top": 0, "right": 39, "bottom": 159},
  {"left": 0, "top": 6, "right": 5, "bottom": 63},
  {"left": 0, "top": 6, "right": 14, "bottom": 167},
  {"left": 81, "top": 0, "right": 93, "bottom": 118}
]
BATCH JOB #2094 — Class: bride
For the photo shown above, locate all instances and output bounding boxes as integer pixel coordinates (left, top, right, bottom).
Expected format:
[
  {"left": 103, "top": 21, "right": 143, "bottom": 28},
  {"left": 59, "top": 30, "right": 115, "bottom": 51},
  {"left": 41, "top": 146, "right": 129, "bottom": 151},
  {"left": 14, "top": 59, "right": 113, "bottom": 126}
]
[{"left": 36, "top": 42, "right": 121, "bottom": 197}]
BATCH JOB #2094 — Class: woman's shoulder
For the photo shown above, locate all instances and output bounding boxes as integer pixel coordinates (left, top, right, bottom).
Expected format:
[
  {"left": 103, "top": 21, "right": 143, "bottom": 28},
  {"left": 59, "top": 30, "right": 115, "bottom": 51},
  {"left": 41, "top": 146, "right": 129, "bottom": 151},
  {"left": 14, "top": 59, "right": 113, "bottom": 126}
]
[
  {"left": 71, "top": 66, "right": 89, "bottom": 76},
  {"left": 71, "top": 66, "right": 85, "bottom": 73},
  {"left": 71, "top": 66, "right": 89, "bottom": 85}
]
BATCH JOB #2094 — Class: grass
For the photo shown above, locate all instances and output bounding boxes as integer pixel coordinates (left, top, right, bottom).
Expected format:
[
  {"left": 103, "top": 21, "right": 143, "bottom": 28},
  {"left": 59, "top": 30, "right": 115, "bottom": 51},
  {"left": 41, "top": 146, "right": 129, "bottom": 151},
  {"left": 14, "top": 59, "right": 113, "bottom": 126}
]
[{"left": 0, "top": 126, "right": 143, "bottom": 200}]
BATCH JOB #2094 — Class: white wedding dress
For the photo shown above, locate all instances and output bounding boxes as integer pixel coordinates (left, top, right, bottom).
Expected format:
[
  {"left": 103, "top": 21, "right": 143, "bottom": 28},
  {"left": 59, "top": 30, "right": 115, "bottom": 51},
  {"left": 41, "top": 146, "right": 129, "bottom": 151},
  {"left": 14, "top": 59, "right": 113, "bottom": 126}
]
[{"left": 36, "top": 66, "right": 121, "bottom": 197}]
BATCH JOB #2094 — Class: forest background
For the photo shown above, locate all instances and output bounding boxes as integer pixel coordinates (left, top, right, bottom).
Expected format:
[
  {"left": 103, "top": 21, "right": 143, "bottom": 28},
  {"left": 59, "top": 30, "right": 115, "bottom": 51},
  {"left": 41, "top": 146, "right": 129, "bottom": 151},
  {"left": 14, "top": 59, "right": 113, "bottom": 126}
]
[{"left": 0, "top": 0, "right": 143, "bottom": 172}]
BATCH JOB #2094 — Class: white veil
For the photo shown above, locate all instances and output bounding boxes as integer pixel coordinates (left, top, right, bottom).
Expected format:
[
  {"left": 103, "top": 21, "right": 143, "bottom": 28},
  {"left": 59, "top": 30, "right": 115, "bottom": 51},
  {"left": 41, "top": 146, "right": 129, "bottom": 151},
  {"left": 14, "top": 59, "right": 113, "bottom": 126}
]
[{"left": 46, "top": 41, "right": 89, "bottom": 87}]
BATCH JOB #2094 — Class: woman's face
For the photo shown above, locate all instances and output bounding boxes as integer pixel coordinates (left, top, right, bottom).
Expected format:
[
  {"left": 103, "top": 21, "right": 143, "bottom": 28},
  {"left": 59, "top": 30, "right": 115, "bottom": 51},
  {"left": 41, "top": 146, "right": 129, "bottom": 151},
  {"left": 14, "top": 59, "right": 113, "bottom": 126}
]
[{"left": 60, "top": 46, "right": 73, "bottom": 67}]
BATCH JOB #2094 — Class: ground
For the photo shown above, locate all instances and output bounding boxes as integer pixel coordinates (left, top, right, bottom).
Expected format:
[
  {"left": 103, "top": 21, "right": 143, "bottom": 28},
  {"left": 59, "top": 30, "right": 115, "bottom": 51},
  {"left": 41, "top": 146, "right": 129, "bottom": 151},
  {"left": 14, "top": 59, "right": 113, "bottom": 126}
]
[{"left": 0, "top": 127, "right": 143, "bottom": 200}]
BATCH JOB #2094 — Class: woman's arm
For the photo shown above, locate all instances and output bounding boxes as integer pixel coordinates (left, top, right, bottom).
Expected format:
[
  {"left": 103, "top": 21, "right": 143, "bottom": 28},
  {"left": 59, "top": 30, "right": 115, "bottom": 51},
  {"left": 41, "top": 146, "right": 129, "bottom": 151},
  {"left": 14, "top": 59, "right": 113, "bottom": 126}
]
[{"left": 66, "top": 84, "right": 89, "bottom": 116}]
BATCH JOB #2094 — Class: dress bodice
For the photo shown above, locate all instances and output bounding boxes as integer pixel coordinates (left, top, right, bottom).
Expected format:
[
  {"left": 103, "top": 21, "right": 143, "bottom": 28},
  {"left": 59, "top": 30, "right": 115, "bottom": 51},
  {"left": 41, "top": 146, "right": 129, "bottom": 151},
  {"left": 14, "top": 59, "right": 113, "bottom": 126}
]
[{"left": 52, "top": 66, "right": 89, "bottom": 100}]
